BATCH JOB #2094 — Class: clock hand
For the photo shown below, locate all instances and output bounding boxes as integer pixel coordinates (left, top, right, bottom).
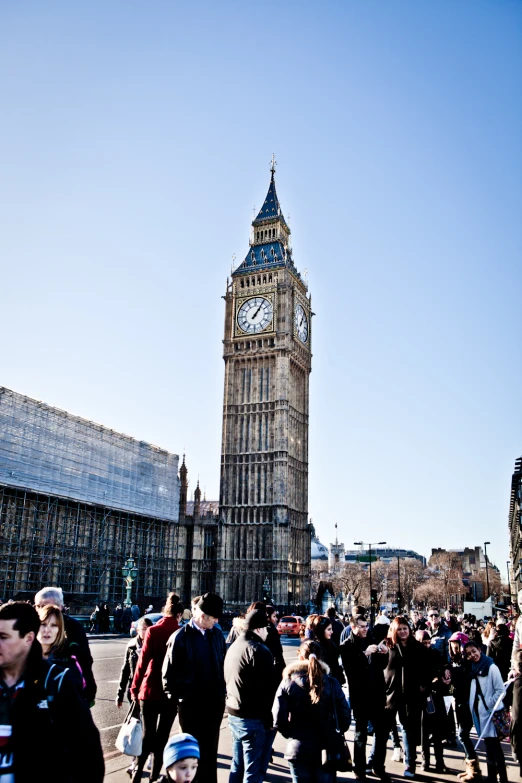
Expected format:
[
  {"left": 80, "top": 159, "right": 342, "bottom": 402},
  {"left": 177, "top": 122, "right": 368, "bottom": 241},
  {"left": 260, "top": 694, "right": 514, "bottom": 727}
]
[
  {"left": 299, "top": 315, "right": 303, "bottom": 327},
  {"left": 252, "top": 303, "right": 263, "bottom": 320}
]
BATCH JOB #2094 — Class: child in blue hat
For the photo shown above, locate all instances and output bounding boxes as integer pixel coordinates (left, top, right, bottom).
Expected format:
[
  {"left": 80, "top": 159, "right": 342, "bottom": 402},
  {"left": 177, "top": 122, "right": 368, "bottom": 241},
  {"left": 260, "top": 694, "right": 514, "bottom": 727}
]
[{"left": 161, "top": 733, "right": 200, "bottom": 783}]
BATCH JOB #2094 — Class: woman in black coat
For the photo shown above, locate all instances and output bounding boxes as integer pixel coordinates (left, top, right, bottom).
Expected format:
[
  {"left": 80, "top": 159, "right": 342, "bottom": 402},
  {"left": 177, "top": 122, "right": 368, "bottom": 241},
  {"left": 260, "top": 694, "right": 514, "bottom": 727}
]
[
  {"left": 487, "top": 624, "right": 513, "bottom": 682},
  {"left": 273, "top": 640, "right": 351, "bottom": 783},
  {"left": 382, "top": 616, "right": 431, "bottom": 779},
  {"left": 312, "top": 615, "right": 346, "bottom": 686}
]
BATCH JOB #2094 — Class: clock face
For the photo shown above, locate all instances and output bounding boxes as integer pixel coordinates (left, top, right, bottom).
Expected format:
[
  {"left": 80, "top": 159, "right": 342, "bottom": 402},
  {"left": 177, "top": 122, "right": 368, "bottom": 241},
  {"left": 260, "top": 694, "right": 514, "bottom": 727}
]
[
  {"left": 295, "top": 303, "right": 309, "bottom": 343},
  {"left": 237, "top": 297, "right": 274, "bottom": 334}
]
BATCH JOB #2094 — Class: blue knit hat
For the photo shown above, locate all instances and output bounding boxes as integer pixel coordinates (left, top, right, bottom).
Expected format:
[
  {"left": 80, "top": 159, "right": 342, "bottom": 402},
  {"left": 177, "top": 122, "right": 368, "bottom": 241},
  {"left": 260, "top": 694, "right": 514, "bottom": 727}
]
[{"left": 164, "top": 733, "right": 200, "bottom": 768}]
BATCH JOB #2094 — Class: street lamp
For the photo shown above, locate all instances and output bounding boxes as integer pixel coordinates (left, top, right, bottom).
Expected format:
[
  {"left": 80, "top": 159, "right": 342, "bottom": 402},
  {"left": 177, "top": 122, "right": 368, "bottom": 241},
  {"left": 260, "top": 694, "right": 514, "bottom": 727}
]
[
  {"left": 121, "top": 555, "right": 138, "bottom": 608},
  {"left": 263, "top": 577, "right": 270, "bottom": 602},
  {"left": 354, "top": 540, "right": 387, "bottom": 626},
  {"left": 484, "top": 542, "right": 491, "bottom": 601},
  {"left": 397, "top": 555, "right": 402, "bottom": 613},
  {"left": 507, "top": 561, "right": 512, "bottom": 607}
]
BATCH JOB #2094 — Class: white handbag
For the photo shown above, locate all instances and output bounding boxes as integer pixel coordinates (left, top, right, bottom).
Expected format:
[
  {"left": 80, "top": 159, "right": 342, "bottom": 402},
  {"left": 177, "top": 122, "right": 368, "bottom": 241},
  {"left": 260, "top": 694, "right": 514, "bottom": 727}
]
[{"left": 115, "top": 705, "right": 143, "bottom": 757}]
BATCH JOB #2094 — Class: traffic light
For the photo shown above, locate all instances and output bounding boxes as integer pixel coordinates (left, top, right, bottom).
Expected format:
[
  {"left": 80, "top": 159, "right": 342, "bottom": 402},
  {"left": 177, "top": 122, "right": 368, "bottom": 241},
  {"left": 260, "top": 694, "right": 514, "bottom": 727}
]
[{"left": 371, "top": 588, "right": 378, "bottom": 606}]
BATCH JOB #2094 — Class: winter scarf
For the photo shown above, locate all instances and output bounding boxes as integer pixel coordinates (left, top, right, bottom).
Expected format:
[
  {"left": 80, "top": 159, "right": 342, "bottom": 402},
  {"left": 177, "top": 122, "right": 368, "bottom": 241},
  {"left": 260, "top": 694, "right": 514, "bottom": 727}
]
[{"left": 469, "top": 652, "right": 494, "bottom": 678}]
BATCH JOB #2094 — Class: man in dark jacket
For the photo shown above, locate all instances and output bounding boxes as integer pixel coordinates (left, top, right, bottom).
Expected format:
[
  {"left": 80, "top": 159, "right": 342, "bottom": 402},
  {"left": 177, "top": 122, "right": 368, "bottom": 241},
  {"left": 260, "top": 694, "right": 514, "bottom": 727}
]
[
  {"left": 225, "top": 609, "right": 275, "bottom": 783},
  {"left": 340, "top": 614, "right": 389, "bottom": 782},
  {"left": 426, "top": 607, "right": 452, "bottom": 661},
  {"left": 35, "top": 585, "right": 97, "bottom": 704},
  {"left": 0, "top": 601, "right": 104, "bottom": 783},
  {"left": 162, "top": 592, "right": 226, "bottom": 783}
]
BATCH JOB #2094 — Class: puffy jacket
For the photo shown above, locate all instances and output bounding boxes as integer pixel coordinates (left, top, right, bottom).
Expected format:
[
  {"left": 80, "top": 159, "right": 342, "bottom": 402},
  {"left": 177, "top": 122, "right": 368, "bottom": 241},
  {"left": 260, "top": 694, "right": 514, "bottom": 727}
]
[
  {"left": 4, "top": 644, "right": 104, "bottom": 783},
  {"left": 225, "top": 631, "right": 274, "bottom": 726},
  {"left": 162, "top": 621, "right": 226, "bottom": 702},
  {"left": 273, "top": 659, "right": 351, "bottom": 764},
  {"left": 130, "top": 615, "right": 179, "bottom": 701}
]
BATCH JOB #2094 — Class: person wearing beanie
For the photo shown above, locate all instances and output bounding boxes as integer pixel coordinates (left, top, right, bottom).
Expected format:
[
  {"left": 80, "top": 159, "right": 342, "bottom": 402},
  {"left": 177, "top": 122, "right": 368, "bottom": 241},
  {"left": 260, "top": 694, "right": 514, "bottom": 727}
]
[
  {"left": 162, "top": 593, "right": 226, "bottom": 783},
  {"left": 224, "top": 608, "right": 275, "bottom": 783},
  {"left": 160, "top": 733, "right": 200, "bottom": 783}
]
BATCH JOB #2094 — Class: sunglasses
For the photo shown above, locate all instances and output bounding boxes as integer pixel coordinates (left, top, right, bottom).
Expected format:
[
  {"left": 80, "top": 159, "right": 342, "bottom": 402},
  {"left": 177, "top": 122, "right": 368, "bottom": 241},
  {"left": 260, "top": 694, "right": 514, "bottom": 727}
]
[{"left": 428, "top": 613, "right": 439, "bottom": 618}]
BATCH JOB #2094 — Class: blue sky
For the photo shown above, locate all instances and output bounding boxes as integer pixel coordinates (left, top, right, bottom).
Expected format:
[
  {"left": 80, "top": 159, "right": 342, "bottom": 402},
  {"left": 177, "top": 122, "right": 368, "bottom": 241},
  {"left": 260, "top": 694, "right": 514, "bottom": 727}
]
[{"left": 1, "top": 1, "right": 521, "bottom": 573}]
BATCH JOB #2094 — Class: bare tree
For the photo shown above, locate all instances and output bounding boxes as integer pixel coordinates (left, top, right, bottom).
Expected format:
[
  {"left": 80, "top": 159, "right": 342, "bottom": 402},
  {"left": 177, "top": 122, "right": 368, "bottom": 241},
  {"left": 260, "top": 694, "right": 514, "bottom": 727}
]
[{"left": 331, "top": 562, "right": 370, "bottom": 606}]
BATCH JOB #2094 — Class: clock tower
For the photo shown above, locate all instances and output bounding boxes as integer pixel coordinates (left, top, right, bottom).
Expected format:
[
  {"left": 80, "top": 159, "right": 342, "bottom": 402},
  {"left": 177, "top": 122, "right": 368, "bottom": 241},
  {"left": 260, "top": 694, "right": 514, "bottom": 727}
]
[{"left": 217, "top": 161, "right": 312, "bottom": 609}]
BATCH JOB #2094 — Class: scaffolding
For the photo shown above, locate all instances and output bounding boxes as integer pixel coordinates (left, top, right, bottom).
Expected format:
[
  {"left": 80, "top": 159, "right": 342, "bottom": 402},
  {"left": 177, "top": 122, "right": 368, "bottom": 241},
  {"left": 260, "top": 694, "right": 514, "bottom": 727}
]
[
  {"left": 0, "top": 387, "right": 180, "bottom": 521},
  {"left": 0, "top": 484, "right": 177, "bottom": 608}
]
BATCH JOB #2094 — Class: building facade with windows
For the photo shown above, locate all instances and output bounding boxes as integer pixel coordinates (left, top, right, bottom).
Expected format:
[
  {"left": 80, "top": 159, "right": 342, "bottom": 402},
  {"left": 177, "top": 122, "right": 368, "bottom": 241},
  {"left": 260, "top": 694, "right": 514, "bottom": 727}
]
[
  {"left": 508, "top": 456, "right": 522, "bottom": 597},
  {"left": 0, "top": 386, "right": 181, "bottom": 607},
  {"left": 217, "top": 164, "right": 313, "bottom": 610}
]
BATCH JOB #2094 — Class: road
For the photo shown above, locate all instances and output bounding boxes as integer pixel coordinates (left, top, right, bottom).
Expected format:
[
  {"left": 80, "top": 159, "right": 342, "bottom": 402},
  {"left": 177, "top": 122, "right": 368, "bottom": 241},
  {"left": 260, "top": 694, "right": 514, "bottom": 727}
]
[
  {"left": 91, "top": 634, "right": 302, "bottom": 758},
  {"left": 90, "top": 635, "right": 521, "bottom": 782}
]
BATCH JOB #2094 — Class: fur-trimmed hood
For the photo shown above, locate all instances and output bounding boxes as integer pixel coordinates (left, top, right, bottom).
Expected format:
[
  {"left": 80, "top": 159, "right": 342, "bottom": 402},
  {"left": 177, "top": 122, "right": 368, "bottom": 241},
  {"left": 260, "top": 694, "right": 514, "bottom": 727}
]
[
  {"left": 283, "top": 658, "right": 330, "bottom": 681},
  {"left": 232, "top": 616, "right": 246, "bottom": 631}
]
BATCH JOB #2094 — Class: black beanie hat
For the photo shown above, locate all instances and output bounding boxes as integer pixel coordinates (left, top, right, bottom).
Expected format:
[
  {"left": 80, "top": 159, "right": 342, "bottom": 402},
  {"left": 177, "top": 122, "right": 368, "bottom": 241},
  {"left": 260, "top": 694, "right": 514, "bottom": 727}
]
[
  {"left": 244, "top": 609, "right": 268, "bottom": 632},
  {"left": 197, "top": 592, "right": 223, "bottom": 619}
]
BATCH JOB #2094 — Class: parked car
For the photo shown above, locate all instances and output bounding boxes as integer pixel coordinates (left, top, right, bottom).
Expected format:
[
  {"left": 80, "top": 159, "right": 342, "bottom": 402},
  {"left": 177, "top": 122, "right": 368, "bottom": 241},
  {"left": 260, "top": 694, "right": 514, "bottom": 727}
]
[
  {"left": 130, "top": 612, "right": 163, "bottom": 637},
  {"left": 277, "top": 615, "right": 305, "bottom": 637}
]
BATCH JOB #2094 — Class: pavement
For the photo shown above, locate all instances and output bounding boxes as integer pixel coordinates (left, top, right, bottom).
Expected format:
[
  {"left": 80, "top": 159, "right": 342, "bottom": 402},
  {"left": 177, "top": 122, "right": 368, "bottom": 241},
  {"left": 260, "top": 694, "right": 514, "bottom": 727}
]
[{"left": 92, "top": 636, "right": 521, "bottom": 782}]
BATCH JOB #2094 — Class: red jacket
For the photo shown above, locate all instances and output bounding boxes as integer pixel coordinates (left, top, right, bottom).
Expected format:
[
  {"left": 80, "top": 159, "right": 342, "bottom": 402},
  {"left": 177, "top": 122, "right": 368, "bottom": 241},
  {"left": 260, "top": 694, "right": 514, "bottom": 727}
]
[{"left": 130, "top": 616, "right": 179, "bottom": 701}]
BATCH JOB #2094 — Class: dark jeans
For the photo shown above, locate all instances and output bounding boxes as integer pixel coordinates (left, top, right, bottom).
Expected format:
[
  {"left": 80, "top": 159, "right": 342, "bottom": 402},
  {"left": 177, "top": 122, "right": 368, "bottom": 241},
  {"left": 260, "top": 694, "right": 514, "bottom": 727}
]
[
  {"left": 484, "top": 737, "right": 508, "bottom": 783},
  {"left": 421, "top": 711, "right": 444, "bottom": 768},
  {"left": 179, "top": 697, "right": 225, "bottom": 783},
  {"left": 135, "top": 699, "right": 177, "bottom": 780},
  {"left": 288, "top": 761, "right": 334, "bottom": 783},
  {"left": 458, "top": 726, "right": 477, "bottom": 760},
  {"left": 354, "top": 709, "right": 387, "bottom": 775},
  {"left": 228, "top": 715, "right": 266, "bottom": 783}
]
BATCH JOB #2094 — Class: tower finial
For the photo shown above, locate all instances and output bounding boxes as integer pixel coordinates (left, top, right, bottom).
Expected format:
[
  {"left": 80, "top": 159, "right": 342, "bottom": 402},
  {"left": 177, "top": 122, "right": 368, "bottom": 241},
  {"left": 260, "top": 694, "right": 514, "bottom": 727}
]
[
  {"left": 270, "top": 153, "right": 277, "bottom": 177},
  {"left": 335, "top": 522, "right": 338, "bottom": 545}
]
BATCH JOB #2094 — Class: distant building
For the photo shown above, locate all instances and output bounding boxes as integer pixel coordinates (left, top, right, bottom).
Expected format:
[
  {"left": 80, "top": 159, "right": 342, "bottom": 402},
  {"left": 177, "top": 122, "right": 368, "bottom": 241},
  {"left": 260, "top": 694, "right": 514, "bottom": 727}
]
[
  {"left": 345, "top": 546, "right": 426, "bottom": 567},
  {"left": 310, "top": 536, "right": 426, "bottom": 568},
  {"left": 430, "top": 546, "right": 501, "bottom": 602},
  {"left": 508, "top": 456, "right": 522, "bottom": 595},
  {"left": 311, "top": 537, "right": 329, "bottom": 561}
]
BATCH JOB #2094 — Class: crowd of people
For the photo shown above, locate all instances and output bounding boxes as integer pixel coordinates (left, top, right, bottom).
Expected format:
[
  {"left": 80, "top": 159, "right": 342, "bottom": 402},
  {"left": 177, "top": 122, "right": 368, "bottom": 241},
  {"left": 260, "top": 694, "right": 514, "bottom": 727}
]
[
  {"left": 112, "top": 592, "right": 522, "bottom": 783},
  {"left": 2, "top": 585, "right": 522, "bottom": 783}
]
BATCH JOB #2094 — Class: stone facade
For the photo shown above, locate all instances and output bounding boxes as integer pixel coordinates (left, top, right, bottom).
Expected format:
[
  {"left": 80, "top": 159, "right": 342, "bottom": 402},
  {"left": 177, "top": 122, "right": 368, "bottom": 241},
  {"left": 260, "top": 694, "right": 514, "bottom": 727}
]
[
  {"left": 508, "top": 456, "right": 522, "bottom": 596},
  {"left": 216, "top": 168, "right": 312, "bottom": 610}
]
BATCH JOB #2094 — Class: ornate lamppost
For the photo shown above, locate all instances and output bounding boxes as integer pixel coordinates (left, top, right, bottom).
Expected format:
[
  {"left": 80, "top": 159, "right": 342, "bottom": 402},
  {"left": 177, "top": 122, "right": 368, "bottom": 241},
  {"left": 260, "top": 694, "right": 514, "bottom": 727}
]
[
  {"left": 354, "top": 540, "right": 387, "bottom": 626},
  {"left": 263, "top": 577, "right": 270, "bottom": 602},
  {"left": 122, "top": 556, "right": 138, "bottom": 608}
]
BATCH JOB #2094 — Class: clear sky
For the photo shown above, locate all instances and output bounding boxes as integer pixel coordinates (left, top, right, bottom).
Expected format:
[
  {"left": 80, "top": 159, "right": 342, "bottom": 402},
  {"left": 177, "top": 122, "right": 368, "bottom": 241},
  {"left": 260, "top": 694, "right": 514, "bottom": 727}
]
[{"left": 1, "top": 1, "right": 521, "bottom": 573}]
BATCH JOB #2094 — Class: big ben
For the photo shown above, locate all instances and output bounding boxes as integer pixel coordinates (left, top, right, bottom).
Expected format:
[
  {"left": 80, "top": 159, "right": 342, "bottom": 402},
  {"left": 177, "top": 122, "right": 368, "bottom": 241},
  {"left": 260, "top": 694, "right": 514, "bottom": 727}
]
[{"left": 217, "top": 159, "right": 312, "bottom": 609}]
